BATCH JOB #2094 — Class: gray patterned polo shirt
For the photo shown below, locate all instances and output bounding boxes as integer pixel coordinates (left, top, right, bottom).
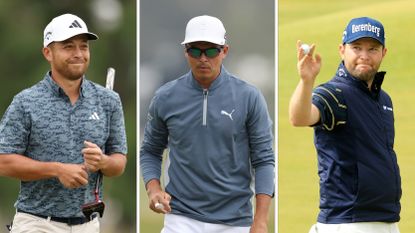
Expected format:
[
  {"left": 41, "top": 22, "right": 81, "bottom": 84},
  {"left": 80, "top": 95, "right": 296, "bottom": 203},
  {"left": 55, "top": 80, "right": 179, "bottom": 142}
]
[{"left": 0, "top": 72, "right": 127, "bottom": 217}]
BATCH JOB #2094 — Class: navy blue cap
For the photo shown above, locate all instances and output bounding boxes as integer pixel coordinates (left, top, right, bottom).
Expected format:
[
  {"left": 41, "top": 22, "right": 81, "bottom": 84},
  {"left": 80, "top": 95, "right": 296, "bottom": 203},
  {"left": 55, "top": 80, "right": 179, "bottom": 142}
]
[{"left": 342, "top": 17, "right": 385, "bottom": 45}]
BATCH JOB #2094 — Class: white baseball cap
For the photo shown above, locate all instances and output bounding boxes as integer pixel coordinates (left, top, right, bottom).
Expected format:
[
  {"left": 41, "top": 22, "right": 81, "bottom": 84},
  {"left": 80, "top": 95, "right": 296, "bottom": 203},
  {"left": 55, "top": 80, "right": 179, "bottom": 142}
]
[
  {"left": 181, "top": 15, "right": 226, "bottom": 45},
  {"left": 43, "top": 13, "right": 98, "bottom": 47}
]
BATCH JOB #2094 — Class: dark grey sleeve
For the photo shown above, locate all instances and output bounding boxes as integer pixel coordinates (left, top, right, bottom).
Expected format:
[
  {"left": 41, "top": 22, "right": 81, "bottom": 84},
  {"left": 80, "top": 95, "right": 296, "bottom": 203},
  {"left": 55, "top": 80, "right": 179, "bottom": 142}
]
[
  {"left": 247, "top": 89, "right": 275, "bottom": 196},
  {"left": 140, "top": 94, "right": 169, "bottom": 185}
]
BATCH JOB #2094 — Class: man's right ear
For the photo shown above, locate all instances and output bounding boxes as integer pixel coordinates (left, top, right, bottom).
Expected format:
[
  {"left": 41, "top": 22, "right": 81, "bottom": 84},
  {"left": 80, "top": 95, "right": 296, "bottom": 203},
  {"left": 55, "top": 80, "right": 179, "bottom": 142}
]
[
  {"left": 42, "top": 47, "right": 52, "bottom": 62},
  {"left": 338, "top": 44, "right": 345, "bottom": 60}
]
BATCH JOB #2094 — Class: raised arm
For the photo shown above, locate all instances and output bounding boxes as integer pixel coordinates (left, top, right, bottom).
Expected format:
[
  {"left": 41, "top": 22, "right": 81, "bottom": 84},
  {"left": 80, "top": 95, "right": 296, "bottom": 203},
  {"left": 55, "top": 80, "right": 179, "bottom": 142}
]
[{"left": 289, "top": 40, "right": 322, "bottom": 127}]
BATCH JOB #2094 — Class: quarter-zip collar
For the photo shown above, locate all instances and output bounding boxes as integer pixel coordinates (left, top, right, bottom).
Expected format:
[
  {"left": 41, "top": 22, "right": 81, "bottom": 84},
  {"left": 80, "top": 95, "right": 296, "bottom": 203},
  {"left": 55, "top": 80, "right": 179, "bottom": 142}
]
[
  {"left": 184, "top": 65, "right": 229, "bottom": 127},
  {"left": 333, "top": 61, "right": 386, "bottom": 99}
]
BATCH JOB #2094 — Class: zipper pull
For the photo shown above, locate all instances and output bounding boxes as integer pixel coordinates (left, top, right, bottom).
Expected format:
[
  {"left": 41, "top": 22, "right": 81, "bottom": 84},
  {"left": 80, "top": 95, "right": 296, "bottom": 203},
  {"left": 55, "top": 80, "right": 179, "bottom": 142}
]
[{"left": 202, "top": 89, "right": 208, "bottom": 126}]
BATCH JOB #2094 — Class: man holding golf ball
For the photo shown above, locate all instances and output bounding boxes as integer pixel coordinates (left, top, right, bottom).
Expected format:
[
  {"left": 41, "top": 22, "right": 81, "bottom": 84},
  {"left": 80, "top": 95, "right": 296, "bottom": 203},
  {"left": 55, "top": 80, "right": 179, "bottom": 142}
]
[
  {"left": 289, "top": 17, "right": 401, "bottom": 233},
  {"left": 141, "top": 15, "right": 275, "bottom": 233}
]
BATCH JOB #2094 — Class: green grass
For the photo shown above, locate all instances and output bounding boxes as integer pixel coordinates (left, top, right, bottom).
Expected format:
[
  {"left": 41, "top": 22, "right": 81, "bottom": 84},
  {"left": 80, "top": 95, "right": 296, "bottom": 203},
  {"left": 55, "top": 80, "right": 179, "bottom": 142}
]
[{"left": 279, "top": 0, "right": 415, "bottom": 232}]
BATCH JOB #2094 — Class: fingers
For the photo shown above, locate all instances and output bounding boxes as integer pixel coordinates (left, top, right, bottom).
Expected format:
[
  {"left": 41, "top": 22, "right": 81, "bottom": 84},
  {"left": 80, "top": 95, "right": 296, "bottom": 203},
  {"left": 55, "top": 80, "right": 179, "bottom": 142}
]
[
  {"left": 297, "top": 40, "right": 311, "bottom": 59},
  {"left": 72, "top": 166, "right": 89, "bottom": 187},
  {"left": 84, "top": 163, "right": 99, "bottom": 172},
  {"left": 83, "top": 151, "right": 101, "bottom": 172},
  {"left": 155, "top": 202, "right": 164, "bottom": 210},
  {"left": 73, "top": 173, "right": 89, "bottom": 186},
  {"left": 297, "top": 40, "right": 317, "bottom": 60},
  {"left": 84, "top": 140, "right": 98, "bottom": 148},
  {"left": 299, "top": 46, "right": 322, "bottom": 68},
  {"left": 82, "top": 141, "right": 103, "bottom": 172},
  {"left": 82, "top": 140, "right": 102, "bottom": 159},
  {"left": 296, "top": 39, "right": 322, "bottom": 81},
  {"left": 82, "top": 147, "right": 102, "bottom": 159},
  {"left": 315, "top": 53, "right": 322, "bottom": 64},
  {"left": 58, "top": 164, "right": 89, "bottom": 189},
  {"left": 296, "top": 40, "right": 303, "bottom": 59},
  {"left": 67, "top": 180, "right": 88, "bottom": 189},
  {"left": 63, "top": 178, "right": 87, "bottom": 189},
  {"left": 150, "top": 192, "right": 172, "bottom": 214},
  {"left": 309, "top": 44, "right": 316, "bottom": 56},
  {"left": 161, "top": 193, "right": 172, "bottom": 212}
]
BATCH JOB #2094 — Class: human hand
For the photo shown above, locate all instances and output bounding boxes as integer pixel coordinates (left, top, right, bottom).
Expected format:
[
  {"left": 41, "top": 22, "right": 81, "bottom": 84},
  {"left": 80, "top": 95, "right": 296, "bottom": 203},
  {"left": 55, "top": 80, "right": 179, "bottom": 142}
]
[
  {"left": 146, "top": 179, "right": 172, "bottom": 214},
  {"left": 250, "top": 221, "right": 268, "bottom": 233},
  {"left": 82, "top": 141, "right": 108, "bottom": 172},
  {"left": 297, "top": 40, "right": 322, "bottom": 83},
  {"left": 56, "top": 163, "right": 89, "bottom": 189},
  {"left": 249, "top": 193, "right": 271, "bottom": 233}
]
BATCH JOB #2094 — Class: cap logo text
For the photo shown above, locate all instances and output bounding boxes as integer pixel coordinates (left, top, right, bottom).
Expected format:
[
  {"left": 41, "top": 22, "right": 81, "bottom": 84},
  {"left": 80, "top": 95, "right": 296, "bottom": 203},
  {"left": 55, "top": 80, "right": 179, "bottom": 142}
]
[{"left": 352, "top": 23, "right": 380, "bottom": 37}]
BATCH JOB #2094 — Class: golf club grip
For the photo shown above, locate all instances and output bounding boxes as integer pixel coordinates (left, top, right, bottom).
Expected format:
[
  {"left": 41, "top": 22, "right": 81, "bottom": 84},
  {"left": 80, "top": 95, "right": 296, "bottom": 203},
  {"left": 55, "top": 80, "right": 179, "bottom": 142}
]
[{"left": 105, "top": 67, "right": 115, "bottom": 90}]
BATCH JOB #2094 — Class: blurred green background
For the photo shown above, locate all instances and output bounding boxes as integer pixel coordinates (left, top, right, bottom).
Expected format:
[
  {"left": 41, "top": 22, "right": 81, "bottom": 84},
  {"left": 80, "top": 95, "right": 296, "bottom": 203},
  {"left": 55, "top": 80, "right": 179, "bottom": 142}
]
[
  {"left": 139, "top": 0, "right": 275, "bottom": 232},
  {"left": 279, "top": 0, "right": 415, "bottom": 232},
  {"left": 0, "top": 1, "right": 136, "bottom": 232}
]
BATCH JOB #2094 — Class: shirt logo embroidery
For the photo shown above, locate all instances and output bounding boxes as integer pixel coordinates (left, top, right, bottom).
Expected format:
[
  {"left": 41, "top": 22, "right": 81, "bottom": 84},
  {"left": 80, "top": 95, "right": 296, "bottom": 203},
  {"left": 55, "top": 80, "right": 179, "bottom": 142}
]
[
  {"left": 88, "top": 112, "right": 100, "bottom": 120},
  {"left": 221, "top": 109, "right": 235, "bottom": 121},
  {"left": 147, "top": 113, "right": 153, "bottom": 121},
  {"left": 338, "top": 68, "right": 347, "bottom": 77},
  {"left": 383, "top": 105, "right": 393, "bottom": 112}
]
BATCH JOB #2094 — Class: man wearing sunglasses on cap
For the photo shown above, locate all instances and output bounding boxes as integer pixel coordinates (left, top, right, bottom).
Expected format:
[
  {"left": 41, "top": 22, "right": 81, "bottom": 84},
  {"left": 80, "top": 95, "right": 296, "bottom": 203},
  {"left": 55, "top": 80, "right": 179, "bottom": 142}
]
[{"left": 141, "top": 15, "right": 275, "bottom": 233}]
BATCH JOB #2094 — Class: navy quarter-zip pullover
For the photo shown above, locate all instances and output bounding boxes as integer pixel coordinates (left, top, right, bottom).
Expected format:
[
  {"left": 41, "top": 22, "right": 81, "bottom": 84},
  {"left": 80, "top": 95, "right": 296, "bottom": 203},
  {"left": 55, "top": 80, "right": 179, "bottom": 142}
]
[{"left": 311, "top": 62, "right": 401, "bottom": 224}]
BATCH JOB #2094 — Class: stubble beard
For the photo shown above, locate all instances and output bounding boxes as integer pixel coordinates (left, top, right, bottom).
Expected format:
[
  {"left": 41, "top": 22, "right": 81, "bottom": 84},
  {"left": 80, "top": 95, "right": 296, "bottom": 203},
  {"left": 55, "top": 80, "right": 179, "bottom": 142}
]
[
  {"left": 56, "top": 62, "right": 88, "bottom": 81},
  {"left": 349, "top": 65, "right": 379, "bottom": 84},
  {"left": 352, "top": 70, "right": 377, "bottom": 83}
]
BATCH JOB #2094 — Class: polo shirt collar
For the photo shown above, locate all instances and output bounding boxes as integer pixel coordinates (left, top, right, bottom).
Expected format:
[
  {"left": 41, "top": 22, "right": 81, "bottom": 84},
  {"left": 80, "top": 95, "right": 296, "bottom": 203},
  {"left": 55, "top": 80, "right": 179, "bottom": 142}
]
[
  {"left": 44, "top": 71, "right": 89, "bottom": 98},
  {"left": 334, "top": 61, "right": 386, "bottom": 98}
]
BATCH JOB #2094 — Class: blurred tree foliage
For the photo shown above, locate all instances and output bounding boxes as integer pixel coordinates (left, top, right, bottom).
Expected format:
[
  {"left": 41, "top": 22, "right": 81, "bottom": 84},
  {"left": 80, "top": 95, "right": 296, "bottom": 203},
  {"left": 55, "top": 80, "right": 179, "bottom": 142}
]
[{"left": 0, "top": 0, "right": 136, "bottom": 231}]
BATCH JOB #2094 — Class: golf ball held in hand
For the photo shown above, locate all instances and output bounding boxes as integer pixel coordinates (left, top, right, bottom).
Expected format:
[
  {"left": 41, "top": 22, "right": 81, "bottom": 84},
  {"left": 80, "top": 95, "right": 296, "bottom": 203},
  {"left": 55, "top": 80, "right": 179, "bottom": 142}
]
[
  {"left": 301, "top": 44, "right": 310, "bottom": 55},
  {"left": 155, "top": 202, "right": 164, "bottom": 210}
]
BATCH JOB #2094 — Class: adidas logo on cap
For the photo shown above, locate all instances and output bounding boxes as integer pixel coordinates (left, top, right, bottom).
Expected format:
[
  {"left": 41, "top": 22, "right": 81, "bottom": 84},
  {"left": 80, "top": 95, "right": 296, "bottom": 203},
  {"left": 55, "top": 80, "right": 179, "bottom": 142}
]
[{"left": 69, "top": 20, "right": 83, "bottom": 28}]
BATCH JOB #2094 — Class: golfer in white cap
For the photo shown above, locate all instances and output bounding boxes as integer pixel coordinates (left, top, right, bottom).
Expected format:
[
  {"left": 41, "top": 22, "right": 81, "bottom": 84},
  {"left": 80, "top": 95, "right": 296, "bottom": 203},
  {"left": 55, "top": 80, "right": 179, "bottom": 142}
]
[
  {"left": 0, "top": 13, "right": 127, "bottom": 233},
  {"left": 141, "top": 15, "right": 275, "bottom": 233}
]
